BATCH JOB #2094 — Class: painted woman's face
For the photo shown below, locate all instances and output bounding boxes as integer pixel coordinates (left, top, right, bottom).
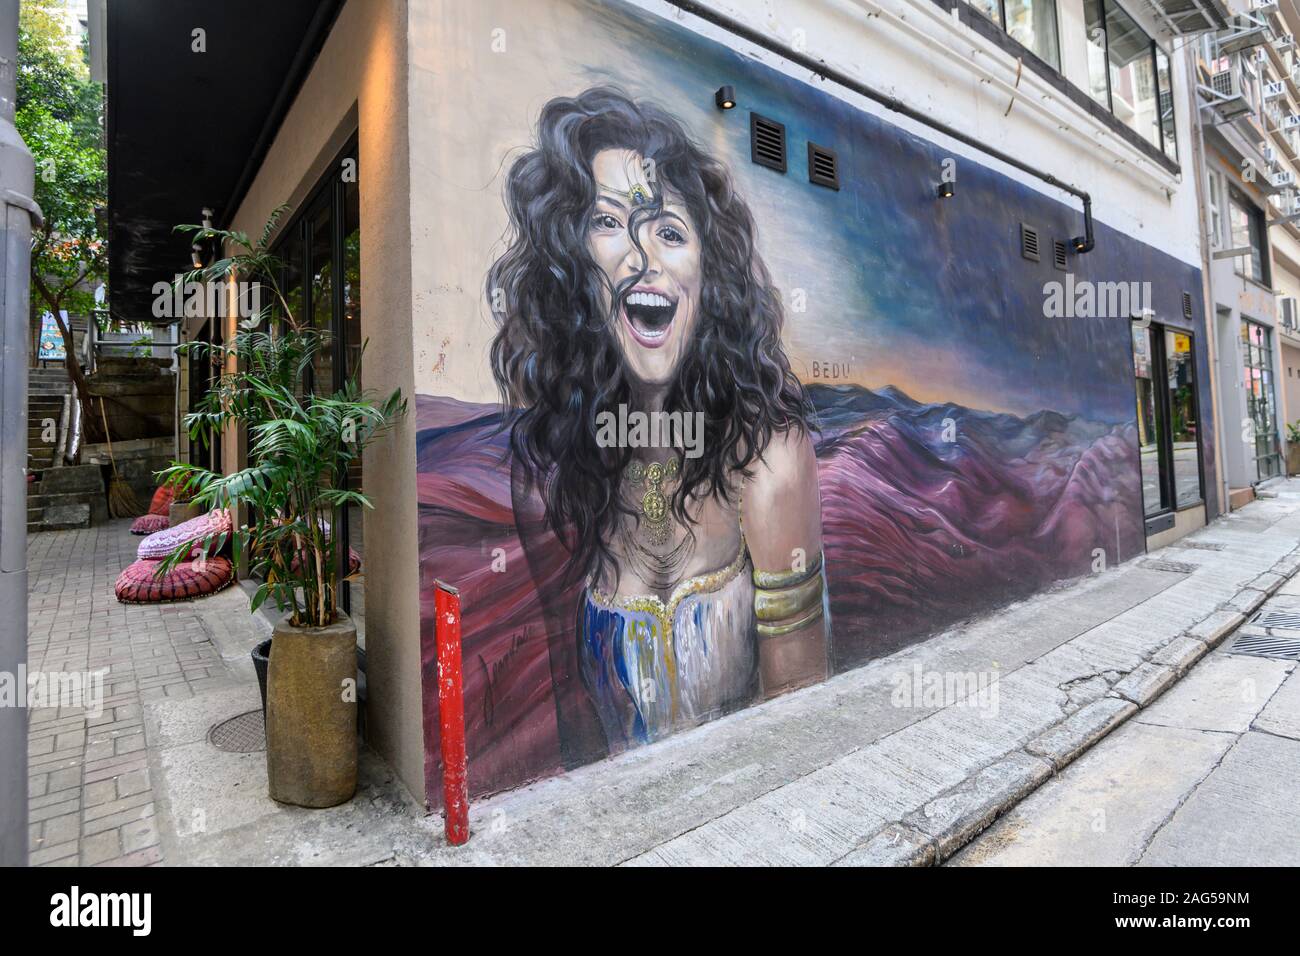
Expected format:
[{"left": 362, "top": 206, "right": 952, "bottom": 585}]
[{"left": 587, "top": 148, "right": 703, "bottom": 389}]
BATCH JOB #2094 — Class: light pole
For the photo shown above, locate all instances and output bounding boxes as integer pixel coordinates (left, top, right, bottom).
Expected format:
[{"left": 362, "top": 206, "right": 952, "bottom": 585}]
[{"left": 0, "top": 0, "right": 42, "bottom": 867}]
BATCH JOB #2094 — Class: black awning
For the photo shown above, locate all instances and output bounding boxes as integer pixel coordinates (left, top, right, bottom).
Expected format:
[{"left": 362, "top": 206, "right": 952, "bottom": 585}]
[{"left": 106, "top": 0, "right": 343, "bottom": 324}]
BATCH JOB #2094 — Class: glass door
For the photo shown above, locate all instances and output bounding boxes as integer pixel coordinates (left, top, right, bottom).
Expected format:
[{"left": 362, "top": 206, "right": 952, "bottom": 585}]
[
  {"left": 1132, "top": 322, "right": 1204, "bottom": 517},
  {"left": 264, "top": 138, "right": 363, "bottom": 626},
  {"left": 1241, "top": 319, "right": 1282, "bottom": 481}
]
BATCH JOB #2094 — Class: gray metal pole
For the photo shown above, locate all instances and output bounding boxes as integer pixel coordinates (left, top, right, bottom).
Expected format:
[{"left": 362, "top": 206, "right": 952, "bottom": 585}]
[{"left": 0, "top": 0, "right": 41, "bottom": 868}]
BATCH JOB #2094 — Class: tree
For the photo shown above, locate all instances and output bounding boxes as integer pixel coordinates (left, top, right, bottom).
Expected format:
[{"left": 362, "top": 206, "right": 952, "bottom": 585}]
[{"left": 17, "top": 0, "right": 106, "bottom": 429}]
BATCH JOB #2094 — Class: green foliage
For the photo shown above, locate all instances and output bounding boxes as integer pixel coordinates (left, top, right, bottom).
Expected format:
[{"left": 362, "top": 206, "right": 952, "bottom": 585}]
[
  {"left": 19, "top": 0, "right": 106, "bottom": 295},
  {"left": 1287, "top": 421, "right": 1300, "bottom": 445},
  {"left": 155, "top": 212, "right": 406, "bottom": 628},
  {"left": 18, "top": 0, "right": 106, "bottom": 396}
]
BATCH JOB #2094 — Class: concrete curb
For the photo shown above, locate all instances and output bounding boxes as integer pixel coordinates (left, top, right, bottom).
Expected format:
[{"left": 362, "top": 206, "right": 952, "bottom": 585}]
[
  {"left": 1026, "top": 697, "right": 1138, "bottom": 770},
  {"left": 844, "top": 542, "right": 1300, "bottom": 867},
  {"left": 904, "top": 752, "right": 1052, "bottom": 860}
]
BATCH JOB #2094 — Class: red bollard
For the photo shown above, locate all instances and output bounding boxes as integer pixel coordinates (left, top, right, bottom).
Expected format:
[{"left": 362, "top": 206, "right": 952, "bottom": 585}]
[{"left": 434, "top": 580, "right": 469, "bottom": 845}]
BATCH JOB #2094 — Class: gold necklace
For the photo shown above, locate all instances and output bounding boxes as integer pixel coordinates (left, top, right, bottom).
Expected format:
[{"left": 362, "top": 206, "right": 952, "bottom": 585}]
[{"left": 625, "top": 456, "right": 680, "bottom": 546}]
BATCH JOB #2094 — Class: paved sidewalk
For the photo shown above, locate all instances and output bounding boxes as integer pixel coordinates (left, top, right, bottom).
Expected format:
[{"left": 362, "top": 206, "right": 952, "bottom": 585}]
[
  {"left": 28, "top": 485, "right": 1300, "bottom": 866},
  {"left": 25, "top": 521, "right": 243, "bottom": 866},
  {"left": 951, "top": 585, "right": 1300, "bottom": 866}
]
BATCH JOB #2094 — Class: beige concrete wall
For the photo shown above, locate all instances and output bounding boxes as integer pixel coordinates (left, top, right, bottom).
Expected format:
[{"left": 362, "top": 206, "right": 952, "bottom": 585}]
[
  {"left": 1146, "top": 504, "right": 1207, "bottom": 552},
  {"left": 225, "top": 0, "right": 423, "bottom": 802},
  {"left": 1283, "top": 342, "right": 1300, "bottom": 436}
]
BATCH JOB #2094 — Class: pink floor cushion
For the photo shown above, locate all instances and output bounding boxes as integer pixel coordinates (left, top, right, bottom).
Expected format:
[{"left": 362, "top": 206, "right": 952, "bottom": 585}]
[
  {"left": 148, "top": 483, "right": 176, "bottom": 516},
  {"left": 114, "top": 556, "right": 234, "bottom": 604},
  {"left": 129, "top": 513, "right": 170, "bottom": 536},
  {"left": 137, "top": 508, "right": 232, "bottom": 560}
]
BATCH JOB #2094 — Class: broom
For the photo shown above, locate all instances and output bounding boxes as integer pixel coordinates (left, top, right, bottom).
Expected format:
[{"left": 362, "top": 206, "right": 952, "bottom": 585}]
[{"left": 99, "top": 398, "right": 143, "bottom": 517}]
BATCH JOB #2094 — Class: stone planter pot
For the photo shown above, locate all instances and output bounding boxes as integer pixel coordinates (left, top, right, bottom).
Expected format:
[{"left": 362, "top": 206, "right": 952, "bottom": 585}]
[
  {"left": 1288, "top": 443, "right": 1300, "bottom": 478},
  {"left": 251, "top": 638, "right": 272, "bottom": 719},
  {"left": 168, "top": 500, "right": 203, "bottom": 526},
  {"left": 265, "top": 612, "right": 357, "bottom": 808}
]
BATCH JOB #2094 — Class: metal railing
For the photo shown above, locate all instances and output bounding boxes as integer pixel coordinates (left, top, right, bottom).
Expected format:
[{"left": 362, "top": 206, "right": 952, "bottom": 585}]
[{"left": 88, "top": 310, "right": 179, "bottom": 364}]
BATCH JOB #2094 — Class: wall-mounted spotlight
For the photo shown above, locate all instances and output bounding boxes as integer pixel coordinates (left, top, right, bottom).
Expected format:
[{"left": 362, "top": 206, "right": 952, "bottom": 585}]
[
  {"left": 715, "top": 85, "right": 736, "bottom": 110},
  {"left": 937, "top": 181, "right": 954, "bottom": 199},
  {"left": 1071, "top": 196, "right": 1096, "bottom": 254}
]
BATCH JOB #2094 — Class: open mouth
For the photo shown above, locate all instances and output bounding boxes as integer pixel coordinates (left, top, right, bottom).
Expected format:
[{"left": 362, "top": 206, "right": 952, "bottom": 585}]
[{"left": 621, "top": 289, "right": 678, "bottom": 349}]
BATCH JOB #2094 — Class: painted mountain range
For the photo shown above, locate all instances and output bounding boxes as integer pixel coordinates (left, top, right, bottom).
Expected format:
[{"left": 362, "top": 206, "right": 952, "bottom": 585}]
[{"left": 415, "top": 385, "right": 1144, "bottom": 802}]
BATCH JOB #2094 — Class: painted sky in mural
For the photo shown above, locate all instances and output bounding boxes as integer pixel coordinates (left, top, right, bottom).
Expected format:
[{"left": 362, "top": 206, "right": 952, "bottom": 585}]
[{"left": 568, "top": 2, "right": 1186, "bottom": 423}]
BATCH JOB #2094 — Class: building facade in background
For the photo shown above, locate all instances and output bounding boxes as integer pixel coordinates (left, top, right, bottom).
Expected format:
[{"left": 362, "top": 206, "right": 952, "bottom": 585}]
[{"left": 1196, "top": 2, "right": 1295, "bottom": 500}]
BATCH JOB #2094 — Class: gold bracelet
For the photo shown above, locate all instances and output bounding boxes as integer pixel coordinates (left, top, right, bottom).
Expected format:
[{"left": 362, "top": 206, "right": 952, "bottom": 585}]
[
  {"left": 754, "top": 571, "right": 824, "bottom": 622},
  {"left": 756, "top": 603, "right": 824, "bottom": 638},
  {"left": 752, "top": 551, "right": 825, "bottom": 635},
  {"left": 751, "top": 551, "right": 823, "bottom": 590}
]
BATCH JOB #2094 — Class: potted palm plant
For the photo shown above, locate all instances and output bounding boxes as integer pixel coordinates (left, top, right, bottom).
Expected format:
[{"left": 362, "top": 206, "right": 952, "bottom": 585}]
[{"left": 156, "top": 207, "right": 405, "bottom": 807}]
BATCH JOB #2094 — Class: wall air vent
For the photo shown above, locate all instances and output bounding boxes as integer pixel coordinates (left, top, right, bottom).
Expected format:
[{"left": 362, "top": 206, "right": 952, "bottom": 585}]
[
  {"left": 1053, "top": 239, "right": 1068, "bottom": 271},
  {"left": 750, "top": 113, "right": 787, "bottom": 173},
  {"left": 1183, "top": 291, "right": 1194, "bottom": 320},
  {"left": 1020, "top": 223, "right": 1040, "bottom": 262},
  {"left": 807, "top": 142, "right": 839, "bottom": 190}
]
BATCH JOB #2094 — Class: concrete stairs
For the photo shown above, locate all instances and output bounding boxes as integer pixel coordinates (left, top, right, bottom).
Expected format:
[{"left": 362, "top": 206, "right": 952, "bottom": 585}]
[
  {"left": 27, "top": 365, "right": 70, "bottom": 481},
  {"left": 29, "top": 364, "right": 73, "bottom": 397},
  {"left": 26, "top": 364, "right": 106, "bottom": 533},
  {"left": 27, "top": 464, "right": 106, "bottom": 533},
  {"left": 27, "top": 393, "right": 64, "bottom": 473}
]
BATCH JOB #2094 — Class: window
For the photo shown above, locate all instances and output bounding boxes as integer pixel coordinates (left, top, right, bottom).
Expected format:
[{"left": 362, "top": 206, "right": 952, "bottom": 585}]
[
  {"left": 1082, "top": 0, "right": 1177, "bottom": 159},
  {"left": 1156, "top": 48, "right": 1177, "bottom": 163},
  {"left": 970, "top": 0, "right": 1061, "bottom": 70},
  {"left": 1241, "top": 319, "right": 1282, "bottom": 481},
  {"left": 1133, "top": 324, "right": 1203, "bottom": 517},
  {"left": 1229, "top": 188, "right": 1269, "bottom": 285},
  {"left": 1164, "top": 330, "right": 1200, "bottom": 508},
  {"left": 1084, "top": 0, "right": 1110, "bottom": 108},
  {"left": 266, "top": 137, "right": 365, "bottom": 623}
]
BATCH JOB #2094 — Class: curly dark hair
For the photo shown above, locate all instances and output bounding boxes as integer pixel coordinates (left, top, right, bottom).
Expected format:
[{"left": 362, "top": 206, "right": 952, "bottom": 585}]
[{"left": 488, "top": 86, "right": 811, "bottom": 587}]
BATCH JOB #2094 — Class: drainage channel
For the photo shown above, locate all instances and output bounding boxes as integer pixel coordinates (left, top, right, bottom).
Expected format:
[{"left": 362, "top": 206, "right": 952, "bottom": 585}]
[{"left": 1227, "top": 611, "right": 1300, "bottom": 661}]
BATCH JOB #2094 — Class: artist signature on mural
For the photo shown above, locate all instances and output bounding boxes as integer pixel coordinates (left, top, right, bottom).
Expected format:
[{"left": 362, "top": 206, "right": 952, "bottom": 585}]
[{"left": 478, "top": 628, "right": 531, "bottom": 727}]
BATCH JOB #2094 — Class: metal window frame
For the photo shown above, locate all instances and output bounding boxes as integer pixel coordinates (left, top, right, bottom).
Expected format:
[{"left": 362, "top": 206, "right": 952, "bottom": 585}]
[
  {"left": 263, "top": 133, "right": 361, "bottom": 614},
  {"left": 1241, "top": 317, "right": 1284, "bottom": 481},
  {"left": 1228, "top": 185, "right": 1271, "bottom": 285},
  {"left": 1088, "top": 0, "right": 1177, "bottom": 159},
  {"left": 974, "top": 0, "right": 1064, "bottom": 71},
  {"left": 1134, "top": 322, "right": 1207, "bottom": 522}
]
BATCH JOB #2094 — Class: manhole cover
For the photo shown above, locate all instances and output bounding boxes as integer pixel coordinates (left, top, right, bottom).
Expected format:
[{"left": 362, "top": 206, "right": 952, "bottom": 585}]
[
  {"left": 1178, "top": 541, "right": 1226, "bottom": 552},
  {"left": 1228, "top": 632, "right": 1300, "bottom": 661},
  {"left": 208, "top": 710, "right": 265, "bottom": 753}
]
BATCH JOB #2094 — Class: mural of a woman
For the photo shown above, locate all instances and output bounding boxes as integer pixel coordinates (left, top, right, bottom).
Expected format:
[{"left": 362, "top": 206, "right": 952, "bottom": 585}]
[{"left": 488, "top": 86, "right": 830, "bottom": 765}]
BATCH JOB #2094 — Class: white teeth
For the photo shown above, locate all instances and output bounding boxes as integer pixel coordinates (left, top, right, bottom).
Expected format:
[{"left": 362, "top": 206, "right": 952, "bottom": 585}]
[{"left": 627, "top": 291, "right": 672, "bottom": 308}]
